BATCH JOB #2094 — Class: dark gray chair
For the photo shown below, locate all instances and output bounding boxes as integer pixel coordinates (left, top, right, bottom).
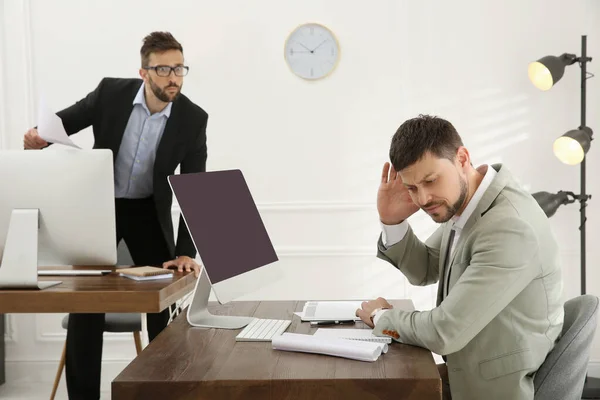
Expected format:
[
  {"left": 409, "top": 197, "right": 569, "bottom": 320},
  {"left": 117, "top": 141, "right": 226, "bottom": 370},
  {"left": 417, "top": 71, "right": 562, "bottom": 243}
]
[
  {"left": 534, "top": 294, "right": 599, "bottom": 400},
  {"left": 50, "top": 313, "right": 142, "bottom": 400}
]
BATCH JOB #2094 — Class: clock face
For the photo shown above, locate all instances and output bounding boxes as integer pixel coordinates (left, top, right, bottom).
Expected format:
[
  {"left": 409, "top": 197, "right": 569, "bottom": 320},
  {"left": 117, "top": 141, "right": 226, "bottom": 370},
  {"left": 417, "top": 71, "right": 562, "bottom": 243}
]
[{"left": 284, "top": 23, "right": 340, "bottom": 80}]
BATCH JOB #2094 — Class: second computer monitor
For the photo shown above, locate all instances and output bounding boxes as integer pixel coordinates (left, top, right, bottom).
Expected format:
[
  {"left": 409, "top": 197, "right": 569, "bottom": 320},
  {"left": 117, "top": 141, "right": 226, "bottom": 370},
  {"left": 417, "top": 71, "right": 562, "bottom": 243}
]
[
  {"left": 0, "top": 149, "right": 116, "bottom": 289},
  {"left": 168, "top": 170, "right": 280, "bottom": 304}
]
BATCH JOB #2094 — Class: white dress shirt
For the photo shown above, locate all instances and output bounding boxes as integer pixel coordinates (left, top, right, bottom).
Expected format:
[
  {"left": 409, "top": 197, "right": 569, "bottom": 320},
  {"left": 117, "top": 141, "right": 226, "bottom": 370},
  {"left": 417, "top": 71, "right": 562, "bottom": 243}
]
[{"left": 114, "top": 83, "right": 172, "bottom": 198}]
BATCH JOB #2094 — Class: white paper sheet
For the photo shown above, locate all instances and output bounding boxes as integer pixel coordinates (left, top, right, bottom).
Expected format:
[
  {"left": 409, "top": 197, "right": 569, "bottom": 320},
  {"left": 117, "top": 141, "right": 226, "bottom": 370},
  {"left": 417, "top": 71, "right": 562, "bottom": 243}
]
[
  {"left": 272, "top": 332, "right": 387, "bottom": 362},
  {"left": 300, "top": 301, "right": 363, "bottom": 321},
  {"left": 37, "top": 97, "right": 81, "bottom": 149}
]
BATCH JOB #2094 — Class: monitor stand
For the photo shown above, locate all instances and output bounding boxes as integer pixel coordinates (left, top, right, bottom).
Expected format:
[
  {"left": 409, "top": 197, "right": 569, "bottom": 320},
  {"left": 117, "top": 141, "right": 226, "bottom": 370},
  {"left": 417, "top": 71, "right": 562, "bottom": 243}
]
[
  {"left": 186, "top": 268, "right": 254, "bottom": 329},
  {"left": 0, "top": 209, "right": 61, "bottom": 289}
]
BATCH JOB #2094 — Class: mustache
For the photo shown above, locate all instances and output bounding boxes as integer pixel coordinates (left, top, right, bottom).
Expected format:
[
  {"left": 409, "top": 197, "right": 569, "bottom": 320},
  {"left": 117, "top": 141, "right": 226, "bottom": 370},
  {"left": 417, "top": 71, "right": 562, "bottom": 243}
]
[{"left": 422, "top": 201, "right": 444, "bottom": 209}]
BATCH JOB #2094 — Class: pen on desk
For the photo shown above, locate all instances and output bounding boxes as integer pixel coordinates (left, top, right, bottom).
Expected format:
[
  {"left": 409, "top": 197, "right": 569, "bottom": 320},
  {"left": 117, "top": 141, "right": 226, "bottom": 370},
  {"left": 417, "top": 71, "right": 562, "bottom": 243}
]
[{"left": 310, "top": 320, "right": 355, "bottom": 326}]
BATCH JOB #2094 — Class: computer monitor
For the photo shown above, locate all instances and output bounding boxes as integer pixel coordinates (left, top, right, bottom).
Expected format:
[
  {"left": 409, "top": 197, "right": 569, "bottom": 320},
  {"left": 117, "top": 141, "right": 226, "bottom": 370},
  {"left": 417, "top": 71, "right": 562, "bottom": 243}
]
[
  {"left": 0, "top": 149, "right": 117, "bottom": 289},
  {"left": 168, "top": 170, "right": 281, "bottom": 329}
]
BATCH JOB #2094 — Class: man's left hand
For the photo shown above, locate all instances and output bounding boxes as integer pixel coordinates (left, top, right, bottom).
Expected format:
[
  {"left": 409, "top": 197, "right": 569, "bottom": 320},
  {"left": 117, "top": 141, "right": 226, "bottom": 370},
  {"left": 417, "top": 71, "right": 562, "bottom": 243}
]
[
  {"left": 356, "top": 297, "right": 393, "bottom": 328},
  {"left": 163, "top": 256, "right": 201, "bottom": 277}
]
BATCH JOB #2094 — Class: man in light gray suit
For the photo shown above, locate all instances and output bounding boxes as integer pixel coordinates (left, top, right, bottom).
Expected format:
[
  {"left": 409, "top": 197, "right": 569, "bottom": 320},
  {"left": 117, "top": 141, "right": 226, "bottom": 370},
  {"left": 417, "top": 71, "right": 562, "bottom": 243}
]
[{"left": 356, "top": 115, "right": 564, "bottom": 400}]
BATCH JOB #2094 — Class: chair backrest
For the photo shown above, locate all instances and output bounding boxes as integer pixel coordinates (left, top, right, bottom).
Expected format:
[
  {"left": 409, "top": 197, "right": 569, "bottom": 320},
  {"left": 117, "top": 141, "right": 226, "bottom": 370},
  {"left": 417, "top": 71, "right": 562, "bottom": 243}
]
[{"left": 534, "top": 294, "right": 599, "bottom": 400}]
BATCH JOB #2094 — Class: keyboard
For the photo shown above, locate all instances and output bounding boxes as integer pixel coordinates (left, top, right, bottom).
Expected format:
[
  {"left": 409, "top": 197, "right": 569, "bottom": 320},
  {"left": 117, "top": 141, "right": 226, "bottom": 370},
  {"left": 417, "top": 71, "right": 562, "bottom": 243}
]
[{"left": 235, "top": 318, "right": 291, "bottom": 342}]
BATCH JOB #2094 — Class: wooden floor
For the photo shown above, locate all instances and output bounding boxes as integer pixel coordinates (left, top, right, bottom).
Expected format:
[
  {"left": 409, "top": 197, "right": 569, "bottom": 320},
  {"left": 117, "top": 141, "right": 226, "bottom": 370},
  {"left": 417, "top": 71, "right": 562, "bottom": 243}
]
[
  {"left": 0, "top": 361, "right": 128, "bottom": 400},
  {"left": 0, "top": 383, "right": 107, "bottom": 400}
]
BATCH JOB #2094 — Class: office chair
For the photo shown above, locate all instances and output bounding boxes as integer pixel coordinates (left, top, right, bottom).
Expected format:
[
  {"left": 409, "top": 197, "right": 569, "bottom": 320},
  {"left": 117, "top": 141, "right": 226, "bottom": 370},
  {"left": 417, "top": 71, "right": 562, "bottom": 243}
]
[
  {"left": 49, "top": 313, "right": 142, "bottom": 400},
  {"left": 533, "top": 294, "right": 599, "bottom": 400}
]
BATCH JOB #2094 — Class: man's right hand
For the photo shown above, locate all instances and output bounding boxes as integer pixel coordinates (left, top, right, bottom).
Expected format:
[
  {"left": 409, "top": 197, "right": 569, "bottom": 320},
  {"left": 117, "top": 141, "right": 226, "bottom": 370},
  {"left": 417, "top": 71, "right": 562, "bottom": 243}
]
[
  {"left": 377, "top": 162, "right": 420, "bottom": 225},
  {"left": 23, "top": 128, "right": 48, "bottom": 150}
]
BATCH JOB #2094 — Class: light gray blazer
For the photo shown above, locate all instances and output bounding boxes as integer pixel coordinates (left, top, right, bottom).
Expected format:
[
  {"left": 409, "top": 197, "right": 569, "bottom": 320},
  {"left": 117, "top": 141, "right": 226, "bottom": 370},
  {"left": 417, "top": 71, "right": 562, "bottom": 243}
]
[{"left": 374, "top": 164, "right": 564, "bottom": 400}]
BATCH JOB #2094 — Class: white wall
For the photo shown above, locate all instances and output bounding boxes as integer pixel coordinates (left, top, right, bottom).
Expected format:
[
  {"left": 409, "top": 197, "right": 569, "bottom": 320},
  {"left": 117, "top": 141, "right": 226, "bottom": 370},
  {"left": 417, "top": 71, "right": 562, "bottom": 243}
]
[{"left": 1, "top": 0, "right": 600, "bottom": 388}]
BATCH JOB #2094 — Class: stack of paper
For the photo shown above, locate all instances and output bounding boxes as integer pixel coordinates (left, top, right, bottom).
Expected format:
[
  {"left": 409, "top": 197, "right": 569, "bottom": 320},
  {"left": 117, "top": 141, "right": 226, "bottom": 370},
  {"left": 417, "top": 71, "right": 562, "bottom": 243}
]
[
  {"left": 314, "top": 328, "right": 392, "bottom": 344},
  {"left": 297, "top": 301, "right": 363, "bottom": 321},
  {"left": 272, "top": 332, "right": 388, "bottom": 362}
]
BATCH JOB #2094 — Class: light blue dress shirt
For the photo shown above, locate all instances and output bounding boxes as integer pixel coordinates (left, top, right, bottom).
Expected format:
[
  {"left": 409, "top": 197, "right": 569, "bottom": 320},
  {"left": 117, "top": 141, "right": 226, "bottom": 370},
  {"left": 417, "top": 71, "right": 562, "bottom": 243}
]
[{"left": 114, "top": 83, "right": 172, "bottom": 198}]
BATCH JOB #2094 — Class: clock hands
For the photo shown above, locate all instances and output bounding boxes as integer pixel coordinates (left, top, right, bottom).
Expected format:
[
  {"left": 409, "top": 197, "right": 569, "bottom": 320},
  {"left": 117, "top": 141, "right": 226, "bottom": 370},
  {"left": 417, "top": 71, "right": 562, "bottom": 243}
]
[
  {"left": 295, "top": 42, "right": 313, "bottom": 52},
  {"left": 311, "top": 40, "right": 328, "bottom": 52},
  {"left": 293, "top": 40, "right": 329, "bottom": 54}
]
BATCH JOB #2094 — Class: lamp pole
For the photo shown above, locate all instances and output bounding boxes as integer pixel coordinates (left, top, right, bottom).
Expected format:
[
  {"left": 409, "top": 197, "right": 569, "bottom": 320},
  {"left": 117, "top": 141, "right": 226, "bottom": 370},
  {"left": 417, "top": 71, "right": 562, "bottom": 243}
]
[
  {"left": 577, "top": 34, "right": 598, "bottom": 400},
  {"left": 579, "top": 35, "right": 592, "bottom": 295}
]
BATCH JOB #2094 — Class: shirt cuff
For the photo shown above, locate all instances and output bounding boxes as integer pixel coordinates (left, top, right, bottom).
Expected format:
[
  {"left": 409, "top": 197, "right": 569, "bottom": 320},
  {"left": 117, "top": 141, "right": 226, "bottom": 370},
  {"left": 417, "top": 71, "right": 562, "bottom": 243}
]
[
  {"left": 380, "top": 220, "right": 409, "bottom": 248},
  {"left": 372, "top": 309, "right": 390, "bottom": 326}
]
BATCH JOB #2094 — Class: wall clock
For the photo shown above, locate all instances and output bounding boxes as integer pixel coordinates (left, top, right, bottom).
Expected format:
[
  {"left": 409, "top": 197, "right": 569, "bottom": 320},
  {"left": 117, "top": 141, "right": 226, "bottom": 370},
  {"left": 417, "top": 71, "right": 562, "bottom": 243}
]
[{"left": 284, "top": 23, "right": 340, "bottom": 80}]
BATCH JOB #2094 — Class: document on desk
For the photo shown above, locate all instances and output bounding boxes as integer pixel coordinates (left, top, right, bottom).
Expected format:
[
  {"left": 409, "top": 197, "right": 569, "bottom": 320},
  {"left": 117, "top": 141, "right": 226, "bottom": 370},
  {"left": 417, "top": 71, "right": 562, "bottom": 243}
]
[
  {"left": 272, "top": 332, "right": 388, "bottom": 362},
  {"left": 299, "top": 301, "right": 364, "bottom": 321},
  {"left": 119, "top": 273, "right": 173, "bottom": 281},
  {"left": 314, "top": 328, "right": 392, "bottom": 344},
  {"left": 37, "top": 97, "right": 81, "bottom": 149}
]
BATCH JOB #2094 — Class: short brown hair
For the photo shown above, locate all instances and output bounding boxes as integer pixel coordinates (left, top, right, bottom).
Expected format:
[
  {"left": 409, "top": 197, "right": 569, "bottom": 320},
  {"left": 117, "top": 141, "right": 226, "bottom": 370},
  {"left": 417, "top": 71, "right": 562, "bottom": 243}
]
[
  {"left": 140, "top": 31, "right": 183, "bottom": 67},
  {"left": 389, "top": 114, "right": 464, "bottom": 171}
]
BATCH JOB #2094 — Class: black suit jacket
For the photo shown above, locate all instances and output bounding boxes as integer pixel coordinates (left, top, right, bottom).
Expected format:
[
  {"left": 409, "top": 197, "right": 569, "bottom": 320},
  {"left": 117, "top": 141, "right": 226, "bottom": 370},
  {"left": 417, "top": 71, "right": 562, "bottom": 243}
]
[{"left": 56, "top": 77, "right": 208, "bottom": 259}]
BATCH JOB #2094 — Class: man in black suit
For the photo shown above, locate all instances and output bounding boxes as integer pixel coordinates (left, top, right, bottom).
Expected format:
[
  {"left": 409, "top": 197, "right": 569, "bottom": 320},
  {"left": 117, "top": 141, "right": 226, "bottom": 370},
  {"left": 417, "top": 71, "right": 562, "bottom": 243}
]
[{"left": 23, "top": 31, "right": 207, "bottom": 399}]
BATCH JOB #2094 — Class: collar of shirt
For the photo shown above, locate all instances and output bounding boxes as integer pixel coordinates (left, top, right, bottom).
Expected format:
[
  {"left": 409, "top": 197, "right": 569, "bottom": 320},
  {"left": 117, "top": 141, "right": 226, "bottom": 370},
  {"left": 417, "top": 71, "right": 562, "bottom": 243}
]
[
  {"left": 133, "top": 82, "right": 172, "bottom": 118},
  {"left": 451, "top": 165, "right": 497, "bottom": 231}
]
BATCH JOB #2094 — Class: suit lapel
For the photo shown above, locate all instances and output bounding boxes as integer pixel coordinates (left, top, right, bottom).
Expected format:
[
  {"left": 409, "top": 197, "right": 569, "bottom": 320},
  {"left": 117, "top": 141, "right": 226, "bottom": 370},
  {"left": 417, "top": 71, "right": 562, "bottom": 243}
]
[
  {"left": 440, "top": 164, "right": 512, "bottom": 296},
  {"left": 154, "top": 99, "right": 181, "bottom": 175},
  {"left": 437, "top": 222, "right": 454, "bottom": 305}
]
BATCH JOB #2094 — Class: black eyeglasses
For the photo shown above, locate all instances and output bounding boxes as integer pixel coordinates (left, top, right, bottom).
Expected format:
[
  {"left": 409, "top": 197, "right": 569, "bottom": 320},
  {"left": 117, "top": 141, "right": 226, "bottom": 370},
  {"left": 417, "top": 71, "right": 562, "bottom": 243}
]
[{"left": 143, "top": 65, "right": 189, "bottom": 77}]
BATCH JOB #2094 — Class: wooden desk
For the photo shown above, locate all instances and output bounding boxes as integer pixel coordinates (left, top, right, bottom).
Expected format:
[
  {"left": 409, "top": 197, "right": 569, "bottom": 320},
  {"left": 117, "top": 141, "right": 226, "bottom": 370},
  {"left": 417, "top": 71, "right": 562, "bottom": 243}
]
[
  {"left": 0, "top": 266, "right": 196, "bottom": 313},
  {"left": 0, "top": 266, "right": 196, "bottom": 386},
  {"left": 113, "top": 300, "right": 441, "bottom": 400}
]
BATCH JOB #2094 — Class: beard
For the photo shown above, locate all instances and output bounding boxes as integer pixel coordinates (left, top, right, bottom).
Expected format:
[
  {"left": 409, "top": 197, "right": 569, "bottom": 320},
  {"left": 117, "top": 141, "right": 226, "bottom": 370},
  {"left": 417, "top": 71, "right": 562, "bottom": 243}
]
[
  {"left": 148, "top": 75, "right": 182, "bottom": 103},
  {"left": 423, "top": 176, "right": 468, "bottom": 223}
]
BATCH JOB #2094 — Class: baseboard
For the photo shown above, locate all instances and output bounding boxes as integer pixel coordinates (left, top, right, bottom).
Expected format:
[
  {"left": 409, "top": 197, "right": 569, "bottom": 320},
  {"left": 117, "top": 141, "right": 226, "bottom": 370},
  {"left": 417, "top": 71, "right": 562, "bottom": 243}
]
[
  {"left": 588, "top": 362, "right": 600, "bottom": 378},
  {"left": 5, "top": 359, "right": 131, "bottom": 390}
]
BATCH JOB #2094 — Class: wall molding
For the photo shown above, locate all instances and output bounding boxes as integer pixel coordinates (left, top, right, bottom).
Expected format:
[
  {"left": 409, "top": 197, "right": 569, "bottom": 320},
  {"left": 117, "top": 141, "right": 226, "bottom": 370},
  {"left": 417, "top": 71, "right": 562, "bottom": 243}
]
[
  {"left": 0, "top": 0, "right": 37, "bottom": 149},
  {"left": 1, "top": 0, "right": 34, "bottom": 150},
  {"left": 275, "top": 245, "right": 375, "bottom": 257},
  {"left": 35, "top": 315, "right": 137, "bottom": 343},
  {"left": 256, "top": 202, "right": 376, "bottom": 212},
  {"left": 37, "top": 331, "right": 134, "bottom": 343},
  {"left": 172, "top": 201, "right": 376, "bottom": 214},
  {"left": 0, "top": 1, "right": 7, "bottom": 150},
  {"left": 21, "top": 0, "right": 35, "bottom": 127}
]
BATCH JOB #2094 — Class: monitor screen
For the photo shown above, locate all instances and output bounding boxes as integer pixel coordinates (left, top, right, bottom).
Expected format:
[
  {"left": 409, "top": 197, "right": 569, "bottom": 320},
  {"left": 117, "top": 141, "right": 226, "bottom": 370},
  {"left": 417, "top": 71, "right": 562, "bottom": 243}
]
[
  {"left": 0, "top": 149, "right": 116, "bottom": 266},
  {"left": 168, "top": 170, "right": 278, "bottom": 285}
]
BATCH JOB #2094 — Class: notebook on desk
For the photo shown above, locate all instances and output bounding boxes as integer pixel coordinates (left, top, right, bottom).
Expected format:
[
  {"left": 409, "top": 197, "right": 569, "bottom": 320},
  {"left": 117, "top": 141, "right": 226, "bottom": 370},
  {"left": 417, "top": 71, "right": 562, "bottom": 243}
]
[{"left": 116, "top": 266, "right": 174, "bottom": 281}]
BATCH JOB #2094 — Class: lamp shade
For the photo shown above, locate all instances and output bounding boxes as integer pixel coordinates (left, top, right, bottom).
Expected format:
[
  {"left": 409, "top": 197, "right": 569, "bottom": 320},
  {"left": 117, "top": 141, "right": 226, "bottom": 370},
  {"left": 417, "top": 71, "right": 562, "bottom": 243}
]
[
  {"left": 553, "top": 127, "right": 593, "bottom": 165},
  {"left": 528, "top": 55, "right": 566, "bottom": 90},
  {"left": 528, "top": 53, "right": 577, "bottom": 90},
  {"left": 532, "top": 191, "right": 570, "bottom": 218}
]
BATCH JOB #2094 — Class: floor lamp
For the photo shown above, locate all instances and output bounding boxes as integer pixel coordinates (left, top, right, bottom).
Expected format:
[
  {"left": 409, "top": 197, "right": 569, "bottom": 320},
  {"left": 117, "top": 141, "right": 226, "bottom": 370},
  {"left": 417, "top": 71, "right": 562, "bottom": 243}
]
[{"left": 529, "top": 35, "right": 597, "bottom": 398}]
